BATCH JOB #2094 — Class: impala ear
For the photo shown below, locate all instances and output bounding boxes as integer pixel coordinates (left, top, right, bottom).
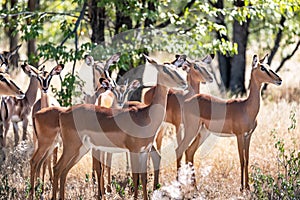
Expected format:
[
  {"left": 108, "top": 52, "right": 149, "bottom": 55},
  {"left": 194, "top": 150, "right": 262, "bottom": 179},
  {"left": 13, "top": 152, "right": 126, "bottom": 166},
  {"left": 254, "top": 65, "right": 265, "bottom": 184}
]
[
  {"left": 85, "top": 55, "right": 94, "bottom": 66},
  {"left": 51, "top": 64, "right": 64, "bottom": 75},
  {"left": 260, "top": 54, "right": 269, "bottom": 64},
  {"left": 171, "top": 54, "right": 187, "bottom": 67},
  {"left": 8, "top": 44, "right": 21, "bottom": 60},
  {"left": 21, "top": 63, "right": 38, "bottom": 76},
  {"left": 99, "top": 78, "right": 111, "bottom": 89},
  {"left": 143, "top": 54, "right": 158, "bottom": 65},
  {"left": 201, "top": 54, "right": 213, "bottom": 64},
  {"left": 252, "top": 55, "right": 258, "bottom": 68},
  {"left": 181, "top": 60, "right": 191, "bottom": 72},
  {"left": 104, "top": 52, "right": 121, "bottom": 71},
  {"left": 128, "top": 79, "right": 140, "bottom": 90}
]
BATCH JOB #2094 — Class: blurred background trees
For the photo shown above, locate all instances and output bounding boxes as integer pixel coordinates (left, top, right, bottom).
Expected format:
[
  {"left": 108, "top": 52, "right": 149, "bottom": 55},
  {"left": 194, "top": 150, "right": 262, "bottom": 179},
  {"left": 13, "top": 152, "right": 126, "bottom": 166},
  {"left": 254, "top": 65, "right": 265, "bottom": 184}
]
[{"left": 0, "top": 0, "right": 299, "bottom": 96}]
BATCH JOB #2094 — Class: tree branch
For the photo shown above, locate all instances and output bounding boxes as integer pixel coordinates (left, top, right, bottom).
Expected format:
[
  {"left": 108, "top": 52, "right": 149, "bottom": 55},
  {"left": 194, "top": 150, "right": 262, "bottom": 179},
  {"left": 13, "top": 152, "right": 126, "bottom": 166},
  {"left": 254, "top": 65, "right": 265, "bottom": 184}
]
[
  {"left": 274, "top": 40, "right": 300, "bottom": 73},
  {"left": 0, "top": 11, "right": 82, "bottom": 19},
  {"left": 268, "top": 15, "right": 286, "bottom": 66},
  {"left": 60, "top": 1, "right": 87, "bottom": 46},
  {"left": 156, "top": 0, "right": 196, "bottom": 28}
]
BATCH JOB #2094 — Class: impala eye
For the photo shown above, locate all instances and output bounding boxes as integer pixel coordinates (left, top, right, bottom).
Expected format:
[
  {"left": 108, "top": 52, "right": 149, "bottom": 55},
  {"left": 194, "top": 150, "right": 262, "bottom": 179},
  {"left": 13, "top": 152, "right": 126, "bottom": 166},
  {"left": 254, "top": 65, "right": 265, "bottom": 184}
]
[{"left": 260, "top": 66, "right": 266, "bottom": 71}]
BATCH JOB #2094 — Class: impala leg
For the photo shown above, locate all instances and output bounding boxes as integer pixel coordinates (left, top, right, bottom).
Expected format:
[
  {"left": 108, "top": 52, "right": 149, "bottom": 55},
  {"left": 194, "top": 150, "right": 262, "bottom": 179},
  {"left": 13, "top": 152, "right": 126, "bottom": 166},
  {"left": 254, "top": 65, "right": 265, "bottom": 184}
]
[
  {"left": 125, "top": 152, "right": 130, "bottom": 174},
  {"left": 12, "top": 122, "right": 19, "bottom": 146},
  {"left": 92, "top": 150, "right": 99, "bottom": 184},
  {"left": 22, "top": 117, "right": 28, "bottom": 141},
  {"left": 244, "top": 132, "right": 252, "bottom": 190},
  {"left": 176, "top": 113, "right": 200, "bottom": 172},
  {"left": 52, "top": 146, "right": 80, "bottom": 200},
  {"left": 155, "top": 127, "right": 164, "bottom": 153},
  {"left": 140, "top": 152, "right": 148, "bottom": 200},
  {"left": 61, "top": 146, "right": 90, "bottom": 200},
  {"left": 53, "top": 147, "right": 58, "bottom": 166},
  {"left": 185, "top": 134, "right": 200, "bottom": 186},
  {"left": 176, "top": 124, "right": 183, "bottom": 149},
  {"left": 99, "top": 152, "right": 105, "bottom": 197},
  {"left": 47, "top": 157, "right": 53, "bottom": 182},
  {"left": 92, "top": 149, "right": 105, "bottom": 199},
  {"left": 185, "top": 126, "right": 210, "bottom": 164},
  {"left": 106, "top": 152, "right": 112, "bottom": 193},
  {"left": 0, "top": 123, "right": 4, "bottom": 147},
  {"left": 30, "top": 143, "right": 50, "bottom": 199},
  {"left": 150, "top": 146, "right": 161, "bottom": 190},
  {"left": 41, "top": 160, "right": 48, "bottom": 186},
  {"left": 236, "top": 134, "right": 245, "bottom": 191},
  {"left": 2, "top": 121, "right": 10, "bottom": 147},
  {"left": 130, "top": 153, "right": 140, "bottom": 199}
]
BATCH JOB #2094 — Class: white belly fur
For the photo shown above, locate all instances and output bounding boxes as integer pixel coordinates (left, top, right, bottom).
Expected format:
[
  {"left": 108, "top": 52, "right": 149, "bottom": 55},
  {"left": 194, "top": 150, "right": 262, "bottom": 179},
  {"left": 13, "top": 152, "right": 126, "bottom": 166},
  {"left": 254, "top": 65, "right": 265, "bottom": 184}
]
[
  {"left": 11, "top": 115, "right": 21, "bottom": 122},
  {"left": 82, "top": 135, "right": 129, "bottom": 153},
  {"left": 211, "top": 131, "right": 235, "bottom": 137}
]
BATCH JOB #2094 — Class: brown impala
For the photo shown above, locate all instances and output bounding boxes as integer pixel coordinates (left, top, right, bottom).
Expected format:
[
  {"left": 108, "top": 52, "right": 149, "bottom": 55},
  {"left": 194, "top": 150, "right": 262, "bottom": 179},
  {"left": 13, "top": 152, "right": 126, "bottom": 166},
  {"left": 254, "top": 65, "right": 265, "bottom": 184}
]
[{"left": 176, "top": 54, "right": 282, "bottom": 191}]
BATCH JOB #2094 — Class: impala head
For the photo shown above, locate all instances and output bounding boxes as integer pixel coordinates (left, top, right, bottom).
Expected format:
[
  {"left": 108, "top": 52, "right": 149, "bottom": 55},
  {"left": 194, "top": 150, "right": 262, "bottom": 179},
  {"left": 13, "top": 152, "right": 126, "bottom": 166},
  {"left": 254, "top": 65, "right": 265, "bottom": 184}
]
[
  {"left": 85, "top": 53, "right": 121, "bottom": 88},
  {"left": 85, "top": 55, "right": 105, "bottom": 79},
  {"left": 21, "top": 63, "right": 64, "bottom": 93},
  {"left": 0, "top": 72, "right": 24, "bottom": 99},
  {"left": 252, "top": 54, "right": 282, "bottom": 86},
  {"left": 182, "top": 54, "right": 214, "bottom": 83},
  {"left": 112, "top": 79, "right": 140, "bottom": 108},
  {"left": 169, "top": 54, "right": 187, "bottom": 67},
  {"left": 98, "top": 77, "right": 140, "bottom": 108},
  {"left": 144, "top": 54, "right": 187, "bottom": 90},
  {"left": 0, "top": 44, "right": 21, "bottom": 72}
]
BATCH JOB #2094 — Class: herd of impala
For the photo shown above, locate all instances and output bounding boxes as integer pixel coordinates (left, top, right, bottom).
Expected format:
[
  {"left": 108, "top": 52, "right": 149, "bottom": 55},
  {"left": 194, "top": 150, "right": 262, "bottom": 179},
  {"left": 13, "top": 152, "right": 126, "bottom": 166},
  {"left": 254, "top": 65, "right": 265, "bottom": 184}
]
[{"left": 0, "top": 45, "right": 282, "bottom": 200}]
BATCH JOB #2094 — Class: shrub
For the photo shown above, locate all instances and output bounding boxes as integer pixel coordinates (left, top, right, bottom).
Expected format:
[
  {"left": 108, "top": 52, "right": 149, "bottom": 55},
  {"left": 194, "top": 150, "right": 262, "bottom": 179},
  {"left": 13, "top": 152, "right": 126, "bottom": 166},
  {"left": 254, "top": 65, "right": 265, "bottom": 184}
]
[{"left": 251, "top": 109, "right": 300, "bottom": 199}]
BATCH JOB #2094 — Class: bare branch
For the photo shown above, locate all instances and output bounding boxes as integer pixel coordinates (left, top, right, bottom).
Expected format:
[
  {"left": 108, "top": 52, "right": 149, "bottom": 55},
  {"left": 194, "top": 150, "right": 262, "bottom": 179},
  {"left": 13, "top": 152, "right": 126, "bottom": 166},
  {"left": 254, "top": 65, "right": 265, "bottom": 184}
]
[
  {"left": 60, "top": 1, "right": 87, "bottom": 46},
  {"left": 268, "top": 15, "right": 286, "bottom": 66},
  {"left": 0, "top": 11, "right": 81, "bottom": 19},
  {"left": 274, "top": 40, "right": 300, "bottom": 73}
]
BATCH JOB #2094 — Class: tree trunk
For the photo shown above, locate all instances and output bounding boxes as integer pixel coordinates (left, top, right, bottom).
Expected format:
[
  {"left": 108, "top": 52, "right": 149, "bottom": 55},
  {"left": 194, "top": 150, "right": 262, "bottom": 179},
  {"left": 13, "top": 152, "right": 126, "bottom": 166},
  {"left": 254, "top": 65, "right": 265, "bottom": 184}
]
[
  {"left": 229, "top": 0, "right": 250, "bottom": 95},
  {"left": 88, "top": 0, "right": 105, "bottom": 44},
  {"left": 115, "top": 1, "right": 132, "bottom": 35},
  {"left": 115, "top": 1, "right": 133, "bottom": 78},
  {"left": 28, "top": 0, "right": 39, "bottom": 66},
  {"left": 211, "top": 0, "right": 231, "bottom": 90},
  {"left": 3, "top": 0, "right": 19, "bottom": 70},
  {"left": 144, "top": 1, "right": 156, "bottom": 27}
]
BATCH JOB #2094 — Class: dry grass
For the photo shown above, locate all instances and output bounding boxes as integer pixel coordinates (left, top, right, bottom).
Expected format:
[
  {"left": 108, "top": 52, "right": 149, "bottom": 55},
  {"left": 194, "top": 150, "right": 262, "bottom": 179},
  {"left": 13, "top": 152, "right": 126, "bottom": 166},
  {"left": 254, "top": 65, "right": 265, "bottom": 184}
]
[{"left": 0, "top": 53, "right": 299, "bottom": 199}]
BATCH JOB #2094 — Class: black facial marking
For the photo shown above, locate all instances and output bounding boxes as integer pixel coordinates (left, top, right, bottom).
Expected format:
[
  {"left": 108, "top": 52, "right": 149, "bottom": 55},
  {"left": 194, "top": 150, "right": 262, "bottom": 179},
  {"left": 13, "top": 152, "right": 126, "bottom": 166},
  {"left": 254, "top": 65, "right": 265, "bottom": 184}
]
[{"left": 163, "top": 66, "right": 174, "bottom": 80}]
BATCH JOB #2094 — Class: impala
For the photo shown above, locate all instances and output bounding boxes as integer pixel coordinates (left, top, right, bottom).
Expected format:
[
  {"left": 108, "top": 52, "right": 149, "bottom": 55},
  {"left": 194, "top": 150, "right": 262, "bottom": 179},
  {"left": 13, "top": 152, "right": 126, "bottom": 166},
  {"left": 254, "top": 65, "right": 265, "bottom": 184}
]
[
  {"left": 0, "top": 64, "right": 39, "bottom": 147},
  {"left": 0, "top": 71, "right": 25, "bottom": 147},
  {"left": 176, "top": 54, "right": 282, "bottom": 191},
  {"left": 144, "top": 55, "right": 214, "bottom": 152},
  {"left": 92, "top": 54, "right": 189, "bottom": 198},
  {"left": 30, "top": 53, "right": 120, "bottom": 199},
  {"left": 51, "top": 55, "right": 187, "bottom": 200},
  {"left": 0, "top": 44, "right": 21, "bottom": 72},
  {"left": 92, "top": 78, "right": 140, "bottom": 198},
  {"left": 28, "top": 63, "right": 64, "bottom": 187}
]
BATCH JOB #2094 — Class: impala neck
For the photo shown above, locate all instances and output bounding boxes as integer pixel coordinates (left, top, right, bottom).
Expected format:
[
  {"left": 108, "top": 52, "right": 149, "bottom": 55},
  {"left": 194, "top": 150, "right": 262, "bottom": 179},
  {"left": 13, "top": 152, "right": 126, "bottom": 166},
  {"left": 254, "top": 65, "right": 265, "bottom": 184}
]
[
  {"left": 149, "top": 81, "right": 170, "bottom": 129},
  {"left": 25, "top": 76, "right": 39, "bottom": 106},
  {"left": 40, "top": 92, "right": 49, "bottom": 108},
  {"left": 246, "top": 74, "right": 262, "bottom": 121},
  {"left": 186, "top": 75, "right": 200, "bottom": 98}
]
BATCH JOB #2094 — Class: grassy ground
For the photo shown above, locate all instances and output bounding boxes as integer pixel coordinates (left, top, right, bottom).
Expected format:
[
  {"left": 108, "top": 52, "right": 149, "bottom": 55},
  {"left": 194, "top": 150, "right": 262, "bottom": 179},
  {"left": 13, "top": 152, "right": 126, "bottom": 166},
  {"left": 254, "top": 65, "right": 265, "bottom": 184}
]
[{"left": 0, "top": 54, "right": 299, "bottom": 200}]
